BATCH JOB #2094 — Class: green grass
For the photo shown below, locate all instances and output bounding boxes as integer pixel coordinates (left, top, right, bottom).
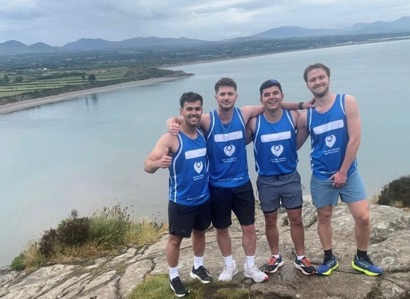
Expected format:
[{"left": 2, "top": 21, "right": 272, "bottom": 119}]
[
  {"left": 127, "top": 274, "right": 259, "bottom": 299},
  {"left": 0, "top": 67, "right": 128, "bottom": 97},
  {"left": 10, "top": 203, "right": 167, "bottom": 271}
]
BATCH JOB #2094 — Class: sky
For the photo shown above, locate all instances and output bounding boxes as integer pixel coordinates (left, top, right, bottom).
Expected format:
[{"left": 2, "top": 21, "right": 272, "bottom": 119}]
[{"left": 1, "top": 0, "right": 410, "bottom": 46}]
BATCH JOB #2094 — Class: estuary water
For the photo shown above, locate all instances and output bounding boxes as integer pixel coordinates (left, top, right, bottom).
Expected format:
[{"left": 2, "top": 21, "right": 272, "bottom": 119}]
[{"left": 1, "top": 39, "right": 410, "bottom": 266}]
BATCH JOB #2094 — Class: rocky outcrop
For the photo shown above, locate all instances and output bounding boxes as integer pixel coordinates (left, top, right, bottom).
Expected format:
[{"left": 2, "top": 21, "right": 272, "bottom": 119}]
[{"left": 1, "top": 196, "right": 409, "bottom": 299}]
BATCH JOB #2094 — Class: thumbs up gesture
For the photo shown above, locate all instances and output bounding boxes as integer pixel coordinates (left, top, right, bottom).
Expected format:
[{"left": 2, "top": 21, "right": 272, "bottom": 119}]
[
  {"left": 169, "top": 117, "right": 180, "bottom": 136},
  {"left": 159, "top": 147, "right": 172, "bottom": 169}
]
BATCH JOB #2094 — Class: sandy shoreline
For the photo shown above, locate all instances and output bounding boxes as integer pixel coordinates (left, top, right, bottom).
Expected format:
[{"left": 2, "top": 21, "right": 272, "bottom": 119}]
[{"left": 0, "top": 76, "right": 186, "bottom": 115}]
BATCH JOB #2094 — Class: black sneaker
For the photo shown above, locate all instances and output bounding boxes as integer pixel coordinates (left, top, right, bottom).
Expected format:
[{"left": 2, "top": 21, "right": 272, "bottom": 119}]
[
  {"left": 190, "top": 266, "right": 212, "bottom": 284},
  {"left": 294, "top": 256, "right": 316, "bottom": 275},
  {"left": 264, "top": 255, "right": 284, "bottom": 274},
  {"left": 169, "top": 277, "right": 189, "bottom": 297}
]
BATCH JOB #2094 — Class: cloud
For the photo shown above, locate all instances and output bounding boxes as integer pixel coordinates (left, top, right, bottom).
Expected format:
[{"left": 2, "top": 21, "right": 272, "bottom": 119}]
[{"left": 0, "top": 0, "right": 409, "bottom": 46}]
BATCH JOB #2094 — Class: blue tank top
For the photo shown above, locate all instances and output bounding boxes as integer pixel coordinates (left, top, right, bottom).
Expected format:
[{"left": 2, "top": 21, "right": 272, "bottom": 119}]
[
  {"left": 307, "top": 94, "right": 357, "bottom": 180},
  {"left": 169, "top": 129, "right": 210, "bottom": 206},
  {"left": 253, "top": 110, "right": 298, "bottom": 175},
  {"left": 206, "top": 107, "right": 249, "bottom": 187}
]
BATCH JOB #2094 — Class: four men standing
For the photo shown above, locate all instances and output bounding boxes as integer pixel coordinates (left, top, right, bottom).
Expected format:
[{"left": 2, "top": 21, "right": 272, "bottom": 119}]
[{"left": 145, "top": 63, "right": 383, "bottom": 297}]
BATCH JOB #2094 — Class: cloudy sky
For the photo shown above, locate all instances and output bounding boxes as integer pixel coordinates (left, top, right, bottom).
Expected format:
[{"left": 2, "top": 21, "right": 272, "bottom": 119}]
[{"left": 1, "top": 0, "right": 409, "bottom": 46}]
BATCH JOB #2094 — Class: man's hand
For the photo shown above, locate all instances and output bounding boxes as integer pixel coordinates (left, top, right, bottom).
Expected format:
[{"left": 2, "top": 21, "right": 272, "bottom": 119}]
[
  {"left": 169, "top": 117, "right": 180, "bottom": 136},
  {"left": 329, "top": 171, "right": 347, "bottom": 188},
  {"left": 159, "top": 148, "right": 172, "bottom": 169},
  {"left": 302, "top": 98, "right": 316, "bottom": 109}
]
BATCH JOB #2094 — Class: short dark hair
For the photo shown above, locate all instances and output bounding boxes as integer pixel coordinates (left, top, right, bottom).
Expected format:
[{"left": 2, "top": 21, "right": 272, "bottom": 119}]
[
  {"left": 214, "top": 77, "right": 237, "bottom": 92},
  {"left": 303, "top": 63, "right": 331, "bottom": 82},
  {"left": 179, "top": 92, "right": 203, "bottom": 108},
  {"left": 259, "top": 79, "right": 283, "bottom": 96}
]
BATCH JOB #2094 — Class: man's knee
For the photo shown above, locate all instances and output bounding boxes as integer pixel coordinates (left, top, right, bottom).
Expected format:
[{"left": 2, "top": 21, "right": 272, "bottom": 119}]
[
  {"left": 354, "top": 212, "right": 370, "bottom": 226},
  {"left": 241, "top": 224, "right": 256, "bottom": 236}
]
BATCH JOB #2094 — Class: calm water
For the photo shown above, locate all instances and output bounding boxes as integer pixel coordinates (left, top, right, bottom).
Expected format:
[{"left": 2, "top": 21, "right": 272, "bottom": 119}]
[{"left": 1, "top": 40, "right": 410, "bottom": 266}]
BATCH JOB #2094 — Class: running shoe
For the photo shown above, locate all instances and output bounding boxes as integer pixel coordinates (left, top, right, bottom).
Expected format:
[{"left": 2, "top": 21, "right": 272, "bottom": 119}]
[
  {"left": 294, "top": 256, "right": 316, "bottom": 275},
  {"left": 218, "top": 260, "right": 238, "bottom": 281},
  {"left": 190, "top": 265, "right": 212, "bottom": 284},
  {"left": 352, "top": 255, "right": 383, "bottom": 276},
  {"left": 244, "top": 263, "right": 269, "bottom": 282},
  {"left": 317, "top": 255, "right": 338, "bottom": 276},
  {"left": 169, "top": 276, "right": 189, "bottom": 297},
  {"left": 265, "top": 255, "right": 284, "bottom": 274}
]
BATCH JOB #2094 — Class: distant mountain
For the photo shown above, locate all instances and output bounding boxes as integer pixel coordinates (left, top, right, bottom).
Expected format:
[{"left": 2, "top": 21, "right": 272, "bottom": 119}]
[
  {"left": 63, "top": 36, "right": 209, "bottom": 51},
  {"left": 0, "top": 16, "right": 409, "bottom": 55},
  {"left": 0, "top": 40, "right": 60, "bottom": 55},
  {"left": 349, "top": 16, "right": 410, "bottom": 34},
  {"left": 29, "top": 42, "right": 60, "bottom": 53},
  {"left": 253, "top": 26, "right": 341, "bottom": 38},
  {"left": 254, "top": 16, "right": 410, "bottom": 38}
]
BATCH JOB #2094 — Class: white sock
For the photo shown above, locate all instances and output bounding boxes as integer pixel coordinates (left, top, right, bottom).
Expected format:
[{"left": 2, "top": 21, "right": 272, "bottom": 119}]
[
  {"left": 246, "top": 255, "right": 255, "bottom": 267},
  {"left": 194, "top": 256, "right": 204, "bottom": 269},
  {"left": 169, "top": 266, "right": 179, "bottom": 280},
  {"left": 273, "top": 254, "right": 280, "bottom": 259},
  {"left": 297, "top": 255, "right": 305, "bottom": 261},
  {"left": 223, "top": 255, "right": 234, "bottom": 267}
]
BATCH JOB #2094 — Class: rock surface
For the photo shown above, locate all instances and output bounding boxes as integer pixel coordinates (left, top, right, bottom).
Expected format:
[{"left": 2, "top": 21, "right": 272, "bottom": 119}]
[{"left": 1, "top": 196, "right": 409, "bottom": 299}]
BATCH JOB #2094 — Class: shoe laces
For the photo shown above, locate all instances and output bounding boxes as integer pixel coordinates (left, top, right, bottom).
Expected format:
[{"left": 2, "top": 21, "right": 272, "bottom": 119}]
[
  {"left": 300, "top": 257, "right": 312, "bottom": 267},
  {"left": 323, "top": 256, "right": 334, "bottom": 265},
  {"left": 172, "top": 277, "right": 183, "bottom": 287},
  {"left": 267, "top": 256, "right": 278, "bottom": 266},
  {"left": 357, "top": 256, "right": 373, "bottom": 266}
]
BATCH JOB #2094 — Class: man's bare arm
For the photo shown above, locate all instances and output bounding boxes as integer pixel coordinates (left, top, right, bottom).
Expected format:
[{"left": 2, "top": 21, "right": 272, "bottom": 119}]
[
  {"left": 296, "top": 111, "right": 309, "bottom": 150},
  {"left": 240, "top": 105, "right": 264, "bottom": 124},
  {"left": 336, "top": 95, "right": 361, "bottom": 176},
  {"left": 282, "top": 98, "right": 315, "bottom": 110},
  {"left": 144, "top": 134, "right": 174, "bottom": 173},
  {"left": 245, "top": 117, "right": 256, "bottom": 145}
]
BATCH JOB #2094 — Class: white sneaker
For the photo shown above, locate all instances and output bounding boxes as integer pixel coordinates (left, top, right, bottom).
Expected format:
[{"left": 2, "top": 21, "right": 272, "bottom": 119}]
[
  {"left": 218, "top": 260, "right": 238, "bottom": 281},
  {"left": 244, "top": 263, "right": 268, "bottom": 282}
]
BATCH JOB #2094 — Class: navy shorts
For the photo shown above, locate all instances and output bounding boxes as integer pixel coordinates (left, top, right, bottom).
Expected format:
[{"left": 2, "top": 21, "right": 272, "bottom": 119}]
[
  {"left": 210, "top": 181, "right": 255, "bottom": 229},
  {"left": 168, "top": 200, "right": 212, "bottom": 238},
  {"left": 257, "top": 170, "right": 303, "bottom": 213}
]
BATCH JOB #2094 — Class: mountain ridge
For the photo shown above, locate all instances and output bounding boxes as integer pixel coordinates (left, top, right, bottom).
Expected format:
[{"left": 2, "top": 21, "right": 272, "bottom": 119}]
[{"left": 1, "top": 16, "right": 409, "bottom": 55}]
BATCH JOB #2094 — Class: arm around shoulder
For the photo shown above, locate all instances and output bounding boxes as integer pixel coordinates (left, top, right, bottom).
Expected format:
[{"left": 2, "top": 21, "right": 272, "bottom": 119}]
[
  {"left": 296, "top": 111, "right": 309, "bottom": 151},
  {"left": 245, "top": 117, "right": 256, "bottom": 145},
  {"left": 240, "top": 105, "right": 264, "bottom": 123}
]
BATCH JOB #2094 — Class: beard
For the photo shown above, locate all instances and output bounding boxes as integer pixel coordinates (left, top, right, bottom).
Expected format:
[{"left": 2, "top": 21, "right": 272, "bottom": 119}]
[{"left": 311, "top": 84, "right": 329, "bottom": 98}]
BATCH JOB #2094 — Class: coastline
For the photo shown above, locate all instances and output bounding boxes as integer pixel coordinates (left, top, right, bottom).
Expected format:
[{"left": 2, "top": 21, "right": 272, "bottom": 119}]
[{"left": 0, "top": 76, "right": 186, "bottom": 115}]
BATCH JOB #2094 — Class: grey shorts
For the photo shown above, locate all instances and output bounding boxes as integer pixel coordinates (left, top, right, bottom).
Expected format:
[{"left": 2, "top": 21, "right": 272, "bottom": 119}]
[
  {"left": 310, "top": 169, "right": 367, "bottom": 208},
  {"left": 256, "top": 170, "right": 303, "bottom": 213}
]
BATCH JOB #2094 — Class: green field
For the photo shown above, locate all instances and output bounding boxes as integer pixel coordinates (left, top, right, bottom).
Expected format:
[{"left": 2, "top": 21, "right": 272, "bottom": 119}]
[{"left": 0, "top": 67, "right": 129, "bottom": 97}]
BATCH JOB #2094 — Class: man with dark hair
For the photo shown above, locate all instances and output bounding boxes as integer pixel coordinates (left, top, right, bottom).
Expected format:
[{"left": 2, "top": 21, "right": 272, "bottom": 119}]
[
  {"left": 297, "top": 63, "right": 383, "bottom": 276},
  {"left": 167, "top": 78, "right": 311, "bottom": 283},
  {"left": 246, "top": 79, "right": 316, "bottom": 276},
  {"left": 145, "top": 92, "right": 212, "bottom": 297}
]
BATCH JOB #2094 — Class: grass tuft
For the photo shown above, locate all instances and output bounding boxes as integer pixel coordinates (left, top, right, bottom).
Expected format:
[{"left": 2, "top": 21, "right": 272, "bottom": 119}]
[
  {"left": 127, "top": 274, "right": 258, "bottom": 299},
  {"left": 10, "top": 203, "right": 166, "bottom": 270}
]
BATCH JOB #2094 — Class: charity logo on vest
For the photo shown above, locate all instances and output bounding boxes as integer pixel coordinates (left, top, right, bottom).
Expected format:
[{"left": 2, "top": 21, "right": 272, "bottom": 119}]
[
  {"left": 325, "top": 135, "right": 336, "bottom": 148},
  {"left": 323, "top": 134, "right": 340, "bottom": 156},
  {"left": 194, "top": 161, "right": 203, "bottom": 174},
  {"left": 271, "top": 144, "right": 284, "bottom": 157},
  {"left": 223, "top": 145, "right": 236, "bottom": 157}
]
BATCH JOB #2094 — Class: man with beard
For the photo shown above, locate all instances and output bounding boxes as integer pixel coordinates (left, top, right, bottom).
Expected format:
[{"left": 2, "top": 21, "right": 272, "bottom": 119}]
[
  {"left": 296, "top": 63, "right": 383, "bottom": 277},
  {"left": 145, "top": 92, "right": 212, "bottom": 297}
]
